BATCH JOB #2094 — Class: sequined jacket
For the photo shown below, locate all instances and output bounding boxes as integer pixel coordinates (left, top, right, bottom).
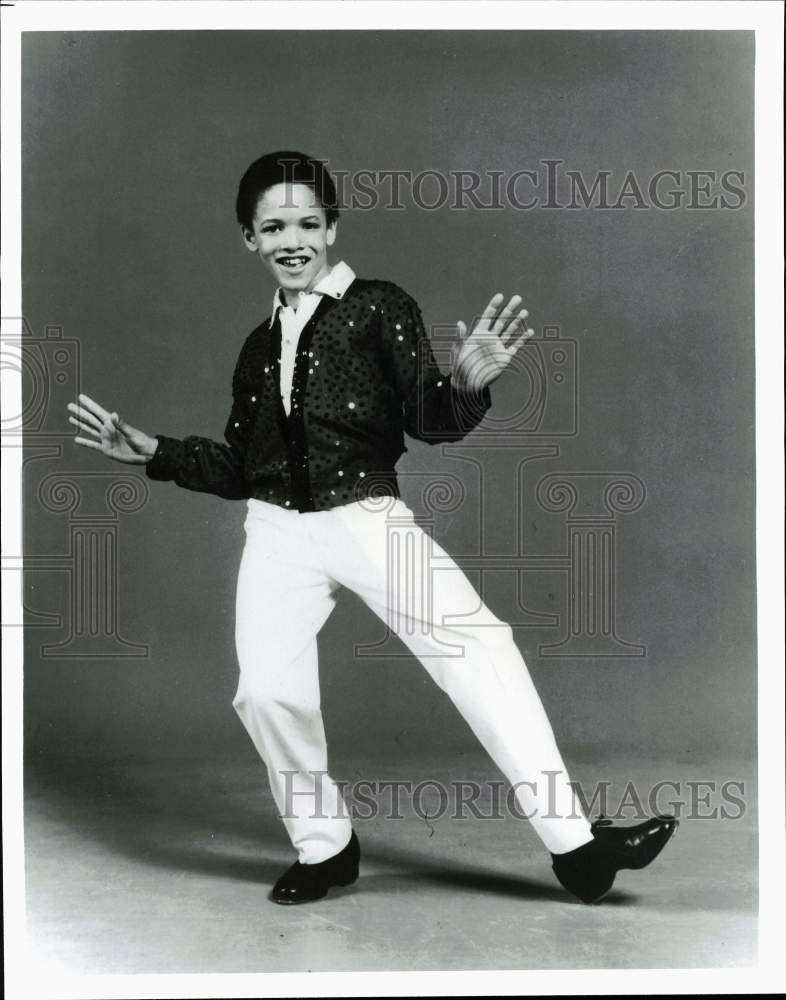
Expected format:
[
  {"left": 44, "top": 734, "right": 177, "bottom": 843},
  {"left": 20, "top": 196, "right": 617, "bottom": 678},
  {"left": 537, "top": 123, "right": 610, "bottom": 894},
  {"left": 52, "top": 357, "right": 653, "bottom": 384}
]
[{"left": 144, "top": 278, "right": 492, "bottom": 512}]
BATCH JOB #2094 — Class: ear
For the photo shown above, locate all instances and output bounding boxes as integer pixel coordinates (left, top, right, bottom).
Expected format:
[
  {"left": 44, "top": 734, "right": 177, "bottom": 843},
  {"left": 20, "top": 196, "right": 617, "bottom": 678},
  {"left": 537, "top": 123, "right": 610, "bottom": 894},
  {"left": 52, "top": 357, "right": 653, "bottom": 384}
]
[
  {"left": 241, "top": 226, "right": 258, "bottom": 252},
  {"left": 326, "top": 220, "right": 338, "bottom": 247}
]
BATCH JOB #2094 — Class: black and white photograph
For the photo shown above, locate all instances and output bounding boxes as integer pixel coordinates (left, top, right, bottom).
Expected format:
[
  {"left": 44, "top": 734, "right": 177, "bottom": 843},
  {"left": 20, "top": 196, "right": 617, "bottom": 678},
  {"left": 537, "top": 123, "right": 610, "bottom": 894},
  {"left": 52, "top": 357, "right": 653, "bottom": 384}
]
[{"left": 2, "top": 1, "right": 784, "bottom": 997}]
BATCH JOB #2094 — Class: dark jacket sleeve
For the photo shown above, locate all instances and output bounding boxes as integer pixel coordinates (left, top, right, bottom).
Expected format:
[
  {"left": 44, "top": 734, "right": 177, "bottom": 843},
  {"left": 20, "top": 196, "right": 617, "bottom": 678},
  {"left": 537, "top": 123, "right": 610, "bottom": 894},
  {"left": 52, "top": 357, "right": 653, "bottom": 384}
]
[
  {"left": 379, "top": 285, "right": 491, "bottom": 443},
  {"left": 144, "top": 343, "right": 255, "bottom": 501}
]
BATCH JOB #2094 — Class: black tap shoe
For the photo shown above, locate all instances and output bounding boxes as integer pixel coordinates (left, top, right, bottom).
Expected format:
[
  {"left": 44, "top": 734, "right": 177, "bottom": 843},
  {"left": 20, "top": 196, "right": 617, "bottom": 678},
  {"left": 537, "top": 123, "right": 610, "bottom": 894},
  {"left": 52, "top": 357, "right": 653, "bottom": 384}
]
[
  {"left": 271, "top": 831, "right": 360, "bottom": 905},
  {"left": 551, "top": 814, "right": 678, "bottom": 904}
]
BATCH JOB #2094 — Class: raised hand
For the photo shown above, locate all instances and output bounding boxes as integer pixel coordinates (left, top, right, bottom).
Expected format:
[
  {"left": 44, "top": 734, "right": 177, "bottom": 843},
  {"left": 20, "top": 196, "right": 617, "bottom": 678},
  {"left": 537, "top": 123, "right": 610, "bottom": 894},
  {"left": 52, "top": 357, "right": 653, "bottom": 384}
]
[
  {"left": 452, "top": 293, "right": 534, "bottom": 393},
  {"left": 67, "top": 393, "right": 158, "bottom": 465}
]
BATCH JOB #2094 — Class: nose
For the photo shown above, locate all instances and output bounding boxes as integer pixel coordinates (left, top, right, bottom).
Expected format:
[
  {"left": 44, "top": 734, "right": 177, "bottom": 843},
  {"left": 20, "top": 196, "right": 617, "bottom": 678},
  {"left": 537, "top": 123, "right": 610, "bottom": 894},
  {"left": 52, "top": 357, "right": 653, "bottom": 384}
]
[{"left": 281, "top": 226, "right": 304, "bottom": 252}]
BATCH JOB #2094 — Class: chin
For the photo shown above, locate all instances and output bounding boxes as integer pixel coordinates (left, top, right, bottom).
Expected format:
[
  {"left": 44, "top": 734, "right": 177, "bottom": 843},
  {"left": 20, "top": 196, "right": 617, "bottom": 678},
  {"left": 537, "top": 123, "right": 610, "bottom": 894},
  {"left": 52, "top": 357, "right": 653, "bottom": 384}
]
[{"left": 286, "top": 270, "right": 318, "bottom": 290}]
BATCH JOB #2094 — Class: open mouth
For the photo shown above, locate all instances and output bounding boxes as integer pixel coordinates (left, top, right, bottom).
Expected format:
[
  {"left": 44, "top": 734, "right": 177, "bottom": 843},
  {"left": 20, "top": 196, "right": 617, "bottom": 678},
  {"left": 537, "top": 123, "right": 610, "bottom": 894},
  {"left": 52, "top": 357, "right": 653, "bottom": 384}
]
[{"left": 276, "top": 256, "right": 311, "bottom": 272}]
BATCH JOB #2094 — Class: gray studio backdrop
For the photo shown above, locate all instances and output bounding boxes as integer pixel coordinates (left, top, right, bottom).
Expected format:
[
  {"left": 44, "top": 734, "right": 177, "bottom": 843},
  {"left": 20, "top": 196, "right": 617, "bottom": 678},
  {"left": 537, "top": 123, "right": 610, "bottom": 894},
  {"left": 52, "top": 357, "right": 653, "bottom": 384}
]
[{"left": 22, "top": 31, "right": 755, "bottom": 764}]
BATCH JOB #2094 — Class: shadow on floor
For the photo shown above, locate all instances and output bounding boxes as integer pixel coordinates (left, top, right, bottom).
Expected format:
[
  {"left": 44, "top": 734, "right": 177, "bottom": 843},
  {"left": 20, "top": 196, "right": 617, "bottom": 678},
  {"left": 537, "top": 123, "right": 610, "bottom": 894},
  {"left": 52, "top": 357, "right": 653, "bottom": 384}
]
[{"left": 26, "top": 752, "right": 630, "bottom": 905}]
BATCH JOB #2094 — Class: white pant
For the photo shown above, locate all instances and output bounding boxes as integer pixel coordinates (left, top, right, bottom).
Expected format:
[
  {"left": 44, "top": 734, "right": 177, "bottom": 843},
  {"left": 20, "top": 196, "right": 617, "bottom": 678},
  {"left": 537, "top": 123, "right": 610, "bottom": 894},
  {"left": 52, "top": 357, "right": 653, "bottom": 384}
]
[{"left": 232, "top": 495, "right": 593, "bottom": 863}]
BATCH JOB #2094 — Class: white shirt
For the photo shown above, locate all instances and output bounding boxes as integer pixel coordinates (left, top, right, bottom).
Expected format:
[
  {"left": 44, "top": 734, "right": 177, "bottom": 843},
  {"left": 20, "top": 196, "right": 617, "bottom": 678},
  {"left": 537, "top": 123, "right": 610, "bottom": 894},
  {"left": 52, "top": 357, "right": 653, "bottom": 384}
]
[{"left": 271, "top": 261, "right": 356, "bottom": 416}]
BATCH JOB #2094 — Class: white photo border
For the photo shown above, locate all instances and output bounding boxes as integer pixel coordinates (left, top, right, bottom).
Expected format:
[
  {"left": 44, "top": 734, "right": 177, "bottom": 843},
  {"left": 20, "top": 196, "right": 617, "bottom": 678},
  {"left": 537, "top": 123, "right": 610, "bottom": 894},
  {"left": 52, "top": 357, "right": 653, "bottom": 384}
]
[{"left": 2, "top": 2, "right": 783, "bottom": 998}]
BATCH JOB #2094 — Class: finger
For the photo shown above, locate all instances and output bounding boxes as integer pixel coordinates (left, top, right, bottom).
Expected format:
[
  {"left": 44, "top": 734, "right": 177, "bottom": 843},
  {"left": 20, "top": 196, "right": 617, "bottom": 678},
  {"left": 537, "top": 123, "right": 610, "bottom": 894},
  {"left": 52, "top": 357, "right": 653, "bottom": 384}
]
[
  {"left": 77, "top": 393, "right": 113, "bottom": 424},
  {"left": 501, "top": 311, "right": 531, "bottom": 349},
  {"left": 506, "top": 329, "right": 534, "bottom": 355},
  {"left": 67, "top": 402, "right": 104, "bottom": 432},
  {"left": 480, "top": 293, "right": 505, "bottom": 325},
  {"left": 113, "top": 414, "right": 139, "bottom": 440},
  {"left": 68, "top": 415, "right": 102, "bottom": 439},
  {"left": 491, "top": 294, "right": 524, "bottom": 335},
  {"left": 456, "top": 320, "right": 468, "bottom": 340},
  {"left": 74, "top": 436, "right": 105, "bottom": 451}
]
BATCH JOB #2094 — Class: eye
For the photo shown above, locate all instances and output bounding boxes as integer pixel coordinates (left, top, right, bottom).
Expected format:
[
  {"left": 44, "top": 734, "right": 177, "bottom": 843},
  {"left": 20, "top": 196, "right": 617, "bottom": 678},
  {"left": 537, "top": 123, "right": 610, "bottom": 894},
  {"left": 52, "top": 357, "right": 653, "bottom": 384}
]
[{"left": 302, "top": 222, "right": 320, "bottom": 230}]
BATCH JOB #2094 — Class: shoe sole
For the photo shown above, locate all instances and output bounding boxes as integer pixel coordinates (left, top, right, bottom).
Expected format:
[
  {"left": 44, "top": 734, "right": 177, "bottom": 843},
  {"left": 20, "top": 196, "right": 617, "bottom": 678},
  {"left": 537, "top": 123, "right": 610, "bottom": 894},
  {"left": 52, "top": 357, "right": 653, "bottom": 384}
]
[
  {"left": 580, "top": 885, "right": 615, "bottom": 905},
  {"left": 271, "top": 870, "right": 359, "bottom": 905}
]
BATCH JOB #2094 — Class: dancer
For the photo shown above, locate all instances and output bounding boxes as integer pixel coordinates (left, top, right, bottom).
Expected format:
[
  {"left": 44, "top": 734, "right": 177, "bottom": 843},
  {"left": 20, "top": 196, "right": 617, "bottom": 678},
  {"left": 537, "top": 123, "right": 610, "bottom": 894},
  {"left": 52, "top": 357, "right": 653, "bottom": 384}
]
[{"left": 68, "top": 151, "right": 676, "bottom": 905}]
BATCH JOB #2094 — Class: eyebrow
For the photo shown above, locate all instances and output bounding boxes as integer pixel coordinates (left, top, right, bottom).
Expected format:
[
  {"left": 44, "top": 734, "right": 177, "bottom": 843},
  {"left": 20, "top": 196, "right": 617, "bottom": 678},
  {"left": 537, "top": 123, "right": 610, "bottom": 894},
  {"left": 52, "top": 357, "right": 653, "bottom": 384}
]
[{"left": 259, "top": 214, "right": 322, "bottom": 224}]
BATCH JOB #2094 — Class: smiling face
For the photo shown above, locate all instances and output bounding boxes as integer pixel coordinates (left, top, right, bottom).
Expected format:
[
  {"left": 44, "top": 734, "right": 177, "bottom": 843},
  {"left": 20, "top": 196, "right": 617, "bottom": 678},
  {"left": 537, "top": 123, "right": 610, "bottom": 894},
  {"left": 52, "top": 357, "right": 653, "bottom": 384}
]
[{"left": 242, "top": 182, "right": 337, "bottom": 303}]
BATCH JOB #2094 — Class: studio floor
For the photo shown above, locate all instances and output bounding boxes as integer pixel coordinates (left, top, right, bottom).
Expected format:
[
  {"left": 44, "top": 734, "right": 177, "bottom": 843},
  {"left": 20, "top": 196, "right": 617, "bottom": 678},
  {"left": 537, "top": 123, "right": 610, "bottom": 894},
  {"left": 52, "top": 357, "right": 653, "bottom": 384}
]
[{"left": 24, "top": 751, "right": 757, "bottom": 974}]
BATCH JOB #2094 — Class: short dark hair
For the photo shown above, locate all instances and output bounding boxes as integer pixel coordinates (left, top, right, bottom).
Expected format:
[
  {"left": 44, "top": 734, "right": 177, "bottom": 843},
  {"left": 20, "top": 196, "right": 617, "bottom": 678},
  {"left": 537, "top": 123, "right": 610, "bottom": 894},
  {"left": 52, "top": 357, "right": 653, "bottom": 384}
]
[{"left": 235, "top": 151, "right": 340, "bottom": 230}]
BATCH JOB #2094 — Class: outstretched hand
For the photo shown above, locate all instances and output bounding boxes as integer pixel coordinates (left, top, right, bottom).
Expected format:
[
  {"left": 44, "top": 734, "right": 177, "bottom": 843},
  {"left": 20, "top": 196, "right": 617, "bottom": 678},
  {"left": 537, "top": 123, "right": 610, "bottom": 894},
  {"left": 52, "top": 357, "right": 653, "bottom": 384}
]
[
  {"left": 67, "top": 394, "right": 158, "bottom": 465},
  {"left": 451, "top": 293, "right": 534, "bottom": 393}
]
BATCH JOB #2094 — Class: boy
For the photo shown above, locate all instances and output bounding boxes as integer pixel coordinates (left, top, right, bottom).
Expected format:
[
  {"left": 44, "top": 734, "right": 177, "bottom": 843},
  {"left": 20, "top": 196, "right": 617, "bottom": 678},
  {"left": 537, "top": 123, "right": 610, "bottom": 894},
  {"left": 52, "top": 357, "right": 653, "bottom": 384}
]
[{"left": 68, "top": 151, "right": 676, "bottom": 905}]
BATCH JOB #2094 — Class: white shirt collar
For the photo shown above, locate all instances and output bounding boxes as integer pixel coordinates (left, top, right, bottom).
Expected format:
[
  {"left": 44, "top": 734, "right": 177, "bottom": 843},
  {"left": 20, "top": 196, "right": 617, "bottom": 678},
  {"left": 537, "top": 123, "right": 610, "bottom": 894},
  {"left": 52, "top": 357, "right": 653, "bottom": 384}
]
[{"left": 270, "top": 260, "right": 356, "bottom": 325}]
